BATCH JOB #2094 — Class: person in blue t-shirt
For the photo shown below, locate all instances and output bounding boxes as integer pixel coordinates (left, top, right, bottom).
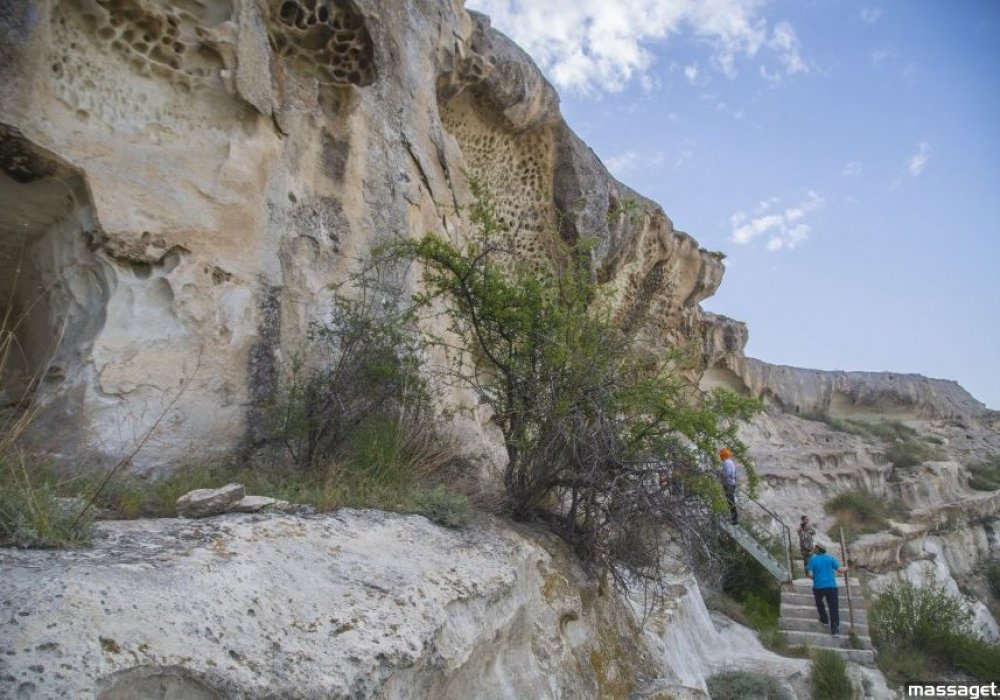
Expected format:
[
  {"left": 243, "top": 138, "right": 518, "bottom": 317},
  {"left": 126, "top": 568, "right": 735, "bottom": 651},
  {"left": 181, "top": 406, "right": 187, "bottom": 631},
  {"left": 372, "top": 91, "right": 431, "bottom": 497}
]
[{"left": 806, "top": 544, "right": 848, "bottom": 636}]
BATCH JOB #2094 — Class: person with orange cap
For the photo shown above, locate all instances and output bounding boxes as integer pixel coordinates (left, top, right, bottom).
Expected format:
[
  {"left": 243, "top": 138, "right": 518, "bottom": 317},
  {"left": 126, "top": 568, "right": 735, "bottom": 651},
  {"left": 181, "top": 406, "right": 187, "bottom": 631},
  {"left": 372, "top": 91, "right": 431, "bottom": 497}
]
[{"left": 719, "top": 447, "right": 738, "bottom": 524}]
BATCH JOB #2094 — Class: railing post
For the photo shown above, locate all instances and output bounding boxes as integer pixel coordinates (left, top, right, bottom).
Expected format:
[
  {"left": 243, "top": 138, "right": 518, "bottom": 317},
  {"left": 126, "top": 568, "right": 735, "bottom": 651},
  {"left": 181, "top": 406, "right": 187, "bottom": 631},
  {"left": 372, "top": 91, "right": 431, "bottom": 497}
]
[
  {"left": 784, "top": 524, "right": 793, "bottom": 583},
  {"left": 839, "top": 527, "right": 855, "bottom": 633}
]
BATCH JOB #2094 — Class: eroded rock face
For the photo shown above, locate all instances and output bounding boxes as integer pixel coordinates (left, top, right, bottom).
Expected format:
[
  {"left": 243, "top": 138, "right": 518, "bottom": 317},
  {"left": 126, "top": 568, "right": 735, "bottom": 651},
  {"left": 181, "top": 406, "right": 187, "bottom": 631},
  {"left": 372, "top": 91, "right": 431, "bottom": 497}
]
[
  {"left": 706, "top": 354, "right": 1000, "bottom": 641},
  {"left": 1, "top": 0, "right": 726, "bottom": 471},
  {"left": 0, "top": 510, "right": 658, "bottom": 699}
]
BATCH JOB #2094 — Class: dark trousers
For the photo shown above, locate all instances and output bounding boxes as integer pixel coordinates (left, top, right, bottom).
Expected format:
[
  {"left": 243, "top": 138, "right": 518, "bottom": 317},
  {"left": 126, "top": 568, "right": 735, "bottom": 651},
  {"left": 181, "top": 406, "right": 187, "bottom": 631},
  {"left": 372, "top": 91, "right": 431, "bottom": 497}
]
[
  {"left": 723, "top": 484, "right": 737, "bottom": 524},
  {"left": 813, "top": 587, "right": 840, "bottom": 633}
]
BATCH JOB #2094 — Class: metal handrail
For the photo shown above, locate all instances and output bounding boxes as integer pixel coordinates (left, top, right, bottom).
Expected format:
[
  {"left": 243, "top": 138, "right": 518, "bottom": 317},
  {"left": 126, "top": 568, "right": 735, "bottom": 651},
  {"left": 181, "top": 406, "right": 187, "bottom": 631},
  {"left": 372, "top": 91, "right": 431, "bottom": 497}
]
[{"left": 735, "top": 487, "right": 794, "bottom": 583}]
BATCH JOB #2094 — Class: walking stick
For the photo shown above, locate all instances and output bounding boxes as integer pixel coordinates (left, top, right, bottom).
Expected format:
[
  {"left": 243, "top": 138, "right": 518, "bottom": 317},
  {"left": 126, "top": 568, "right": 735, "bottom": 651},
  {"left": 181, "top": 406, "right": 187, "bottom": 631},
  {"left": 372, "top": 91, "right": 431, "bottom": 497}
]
[{"left": 839, "top": 527, "right": 855, "bottom": 633}]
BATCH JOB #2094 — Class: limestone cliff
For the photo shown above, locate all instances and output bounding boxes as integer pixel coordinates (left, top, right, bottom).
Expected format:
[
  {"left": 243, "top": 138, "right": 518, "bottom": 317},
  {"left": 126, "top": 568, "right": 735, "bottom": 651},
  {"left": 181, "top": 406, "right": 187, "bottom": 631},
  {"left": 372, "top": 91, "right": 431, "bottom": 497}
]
[
  {"left": 2, "top": 0, "right": 998, "bottom": 696},
  {"left": 0, "top": 0, "right": 723, "bottom": 471}
]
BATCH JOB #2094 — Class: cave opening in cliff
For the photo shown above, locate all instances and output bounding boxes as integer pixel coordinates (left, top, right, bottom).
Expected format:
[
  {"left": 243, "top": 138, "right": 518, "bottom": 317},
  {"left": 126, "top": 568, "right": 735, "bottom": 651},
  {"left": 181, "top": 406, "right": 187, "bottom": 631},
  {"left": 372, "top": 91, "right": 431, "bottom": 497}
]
[{"left": 0, "top": 125, "right": 109, "bottom": 418}]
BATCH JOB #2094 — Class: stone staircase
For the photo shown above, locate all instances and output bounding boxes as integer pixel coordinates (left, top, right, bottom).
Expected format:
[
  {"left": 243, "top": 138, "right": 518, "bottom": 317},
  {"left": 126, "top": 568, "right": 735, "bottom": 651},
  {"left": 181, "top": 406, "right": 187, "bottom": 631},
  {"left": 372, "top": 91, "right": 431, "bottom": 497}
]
[
  {"left": 778, "top": 577, "right": 876, "bottom": 666},
  {"left": 713, "top": 497, "right": 878, "bottom": 667}
]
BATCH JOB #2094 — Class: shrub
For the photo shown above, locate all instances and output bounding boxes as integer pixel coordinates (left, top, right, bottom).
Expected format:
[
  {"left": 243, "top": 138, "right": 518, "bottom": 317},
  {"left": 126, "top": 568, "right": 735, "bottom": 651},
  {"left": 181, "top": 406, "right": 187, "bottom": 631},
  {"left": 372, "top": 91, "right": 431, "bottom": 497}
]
[
  {"left": 743, "top": 591, "right": 779, "bottom": 631},
  {"left": 0, "top": 452, "right": 92, "bottom": 548},
  {"left": 411, "top": 485, "right": 470, "bottom": 529},
  {"left": 870, "top": 580, "right": 1000, "bottom": 683},
  {"left": 2, "top": 299, "right": 95, "bottom": 547},
  {"left": 263, "top": 260, "right": 427, "bottom": 469},
  {"left": 885, "top": 439, "right": 946, "bottom": 469},
  {"left": 824, "top": 489, "right": 907, "bottom": 542},
  {"left": 718, "top": 522, "right": 782, "bottom": 635},
  {"left": 803, "top": 415, "right": 946, "bottom": 468},
  {"left": 241, "top": 248, "right": 472, "bottom": 525},
  {"left": 326, "top": 410, "right": 469, "bottom": 524},
  {"left": 870, "top": 580, "right": 973, "bottom": 650},
  {"left": 985, "top": 560, "right": 1000, "bottom": 598},
  {"left": 809, "top": 649, "right": 853, "bottom": 700},
  {"left": 967, "top": 456, "right": 1000, "bottom": 492},
  {"left": 706, "top": 670, "right": 791, "bottom": 700},
  {"left": 389, "top": 178, "right": 761, "bottom": 596}
]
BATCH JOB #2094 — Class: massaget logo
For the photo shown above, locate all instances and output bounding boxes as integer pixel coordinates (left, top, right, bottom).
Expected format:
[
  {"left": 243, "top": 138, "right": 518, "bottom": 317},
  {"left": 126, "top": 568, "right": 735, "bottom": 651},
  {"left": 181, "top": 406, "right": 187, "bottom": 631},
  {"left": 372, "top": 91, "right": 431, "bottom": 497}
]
[{"left": 907, "top": 683, "right": 1000, "bottom": 698}]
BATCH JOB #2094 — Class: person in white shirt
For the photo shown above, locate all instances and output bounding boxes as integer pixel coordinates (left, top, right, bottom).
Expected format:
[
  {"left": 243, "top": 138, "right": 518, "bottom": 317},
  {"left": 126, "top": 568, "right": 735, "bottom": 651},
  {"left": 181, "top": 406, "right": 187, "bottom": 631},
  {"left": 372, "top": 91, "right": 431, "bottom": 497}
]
[{"left": 719, "top": 448, "right": 738, "bottom": 524}]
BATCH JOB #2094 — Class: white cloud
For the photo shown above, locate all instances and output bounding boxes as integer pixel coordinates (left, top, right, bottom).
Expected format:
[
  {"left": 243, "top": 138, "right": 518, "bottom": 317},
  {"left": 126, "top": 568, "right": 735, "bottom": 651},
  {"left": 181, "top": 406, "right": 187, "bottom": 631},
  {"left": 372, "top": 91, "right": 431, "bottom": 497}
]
[
  {"left": 730, "top": 191, "right": 824, "bottom": 250},
  {"left": 684, "top": 63, "right": 699, "bottom": 84},
  {"left": 467, "top": 0, "right": 807, "bottom": 94},
  {"left": 606, "top": 150, "right": 641, "bottom": 176},
  {"left": 732, "top": 213, "right": 783, "bottom": 244},
  {"left": 860, "top": 8, "right": 883, "bottom": 25},
  {"left": 700, "top": 91, "right": 746, "bottom": 119},
  {"left": 872, "top": 47, "right": 917, "bottom": 80},
  {"left": 907, "top": 142, "right": 931, "bottom": 176},
  {"left": 842, "top": 161, "right": 863, "bottom": 176},
  {"left": 769, "top": 21, "right": 807, "bottom": 75},
  {"left": 606, "top": 148, "right": 671, "bottom": 177},
  {"left": 674, "top": 148, "right": 694, "bottom": 169}
]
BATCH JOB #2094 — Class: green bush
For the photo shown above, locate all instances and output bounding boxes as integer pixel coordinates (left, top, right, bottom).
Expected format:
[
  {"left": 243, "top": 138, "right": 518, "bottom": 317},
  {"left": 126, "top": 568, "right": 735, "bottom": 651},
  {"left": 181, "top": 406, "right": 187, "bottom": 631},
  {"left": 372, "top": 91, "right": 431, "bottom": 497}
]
[
  {"left": 803, "top": 415, "right": 946, "bottom": 468},
  {"left": 720, "top": 525, "right": 782, "bottom": 606},
  {"left": 809, "top": 649, "right": 853, "bottom": 700},
  {"left": 967, "top": 456, "right": 1000, "bottom": 491},
  {"left": 411, "top": 485, "right": 470, "bottom": 529},
  {"left": 803, "top": 414, "right": 912, "bottom": 440},
  {"left": 885, "top": 439, "right": 946, "bottom": 469},
  {"left": 985, "top": 560, "right": 1000, "bottom": 598},
  {"left": 706, "top": 670, "right": 791, "bottom": 700},
  {"left": 870, "top": 580, "right": 973, "bottom": 649},
  {"left": 0, "top": 453, "right": 92, "bottom": 548},
  {"left": 871, "top": 580, "right": 1000, "bottom": 683},
  {"left": 743, "top": 591, "right": 779, "bottom": 631},
  {"left": 935, "top": 629, "right": 1000, "bottom": 681},
  {"left": 715, "top": 526, "right": 795, "bottom": 655},
  {"left": 256, "top": 251, "right": 431, "bottom": 470},
  {"left": 824, "top": 489, "right": 907, "bottom": 542}
]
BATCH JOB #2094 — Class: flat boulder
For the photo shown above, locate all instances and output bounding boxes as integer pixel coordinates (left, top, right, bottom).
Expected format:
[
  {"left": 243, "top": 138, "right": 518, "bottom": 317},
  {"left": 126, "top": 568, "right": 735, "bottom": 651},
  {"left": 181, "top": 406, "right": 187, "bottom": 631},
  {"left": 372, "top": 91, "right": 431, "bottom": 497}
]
[
  {"left": 230, "top": 495, "right": 283, "bottom": 513},
  {"left": 175, "top": 483, "right": 245, "bottom": 518}
]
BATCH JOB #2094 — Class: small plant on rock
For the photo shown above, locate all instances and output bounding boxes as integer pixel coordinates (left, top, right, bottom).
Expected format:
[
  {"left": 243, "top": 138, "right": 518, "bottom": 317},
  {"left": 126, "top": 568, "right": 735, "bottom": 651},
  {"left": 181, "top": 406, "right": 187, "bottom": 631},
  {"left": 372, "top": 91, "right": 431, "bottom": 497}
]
[
  {"left": 809, "top": 649, "right": 853, "bottom": 700},
  {"left": 824, "top": 489, "right": 908, "bottom": 542},
  {"left": 706, "top": 670, "right": 791, "bottom": 700},
  {"left": 967, "top": 455, "right": 1000, "bottom": 491}
]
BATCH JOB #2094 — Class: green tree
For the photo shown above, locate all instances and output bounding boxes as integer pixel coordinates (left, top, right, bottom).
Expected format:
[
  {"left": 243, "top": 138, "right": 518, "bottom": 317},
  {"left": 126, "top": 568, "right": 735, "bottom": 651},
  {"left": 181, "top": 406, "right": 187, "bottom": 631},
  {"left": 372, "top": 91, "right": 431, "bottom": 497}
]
[{"left": 391, "top": 180, "right": 760, "bottom": 590}]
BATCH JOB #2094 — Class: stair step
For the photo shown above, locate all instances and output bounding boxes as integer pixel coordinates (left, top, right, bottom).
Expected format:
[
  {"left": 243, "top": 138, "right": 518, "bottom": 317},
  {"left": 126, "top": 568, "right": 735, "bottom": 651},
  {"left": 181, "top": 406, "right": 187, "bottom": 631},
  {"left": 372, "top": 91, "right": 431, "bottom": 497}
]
[
  {"left": 790, "top": 647, "right": 876, "bottom": 667},
  {"left": 783, "top": 630, "right": 873, "bottom": 650},
  {"left": 791, "top": 577, "right": 862, "bottom": 586},
  {"left": 780, "top": 604, "right": 868, "bottom": 624},
  {"left": 779, "top": 617, "right": 869, "bottom": 636},
  {"left": 782, "top": 585, "right": 865, "bottom": 598},
  {"left": 782, "top": 591, "right": 862, "bottom": 606}
]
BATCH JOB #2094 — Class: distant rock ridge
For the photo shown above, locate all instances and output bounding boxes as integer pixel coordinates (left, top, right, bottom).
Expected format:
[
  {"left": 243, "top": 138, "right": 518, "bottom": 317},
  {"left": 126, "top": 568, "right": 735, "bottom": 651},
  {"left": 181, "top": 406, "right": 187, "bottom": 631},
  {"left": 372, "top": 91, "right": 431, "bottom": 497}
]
[
  {"left": 696, "top": 313, "right": 991, "bottom": 420},
  {"left": 723, "top": 356, "right": 990, "bottom": 420}
]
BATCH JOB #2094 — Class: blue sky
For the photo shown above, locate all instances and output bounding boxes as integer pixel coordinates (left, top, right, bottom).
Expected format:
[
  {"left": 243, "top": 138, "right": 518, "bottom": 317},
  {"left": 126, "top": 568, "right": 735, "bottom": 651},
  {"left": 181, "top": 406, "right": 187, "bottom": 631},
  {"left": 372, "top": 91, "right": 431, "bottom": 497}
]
[{"left": 467, "top": 0, "right": 1000, "bottom": 409}]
